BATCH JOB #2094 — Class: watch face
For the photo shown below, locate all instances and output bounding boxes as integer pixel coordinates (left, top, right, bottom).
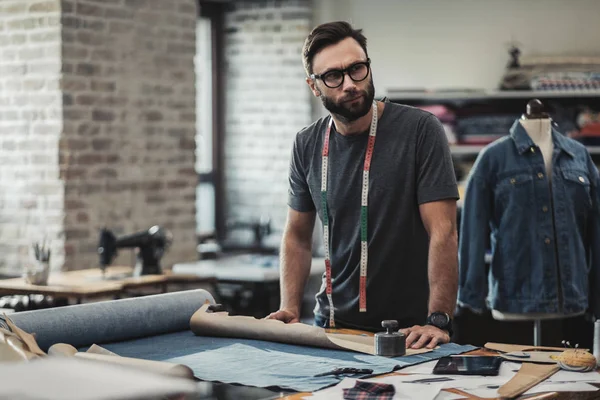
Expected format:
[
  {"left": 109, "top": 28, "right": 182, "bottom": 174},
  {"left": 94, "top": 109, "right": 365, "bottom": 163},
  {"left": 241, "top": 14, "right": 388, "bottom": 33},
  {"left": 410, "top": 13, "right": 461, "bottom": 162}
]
[{"left": 430, "top": 313, "right": 449, "bottom": 327}]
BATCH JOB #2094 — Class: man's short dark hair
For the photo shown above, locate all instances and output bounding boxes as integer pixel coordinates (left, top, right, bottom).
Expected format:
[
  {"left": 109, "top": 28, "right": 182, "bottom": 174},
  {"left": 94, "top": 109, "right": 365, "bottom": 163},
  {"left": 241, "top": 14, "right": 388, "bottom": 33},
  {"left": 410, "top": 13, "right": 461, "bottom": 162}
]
[{"left": 302, "top": 21, "right": 368, "bottom": 76}]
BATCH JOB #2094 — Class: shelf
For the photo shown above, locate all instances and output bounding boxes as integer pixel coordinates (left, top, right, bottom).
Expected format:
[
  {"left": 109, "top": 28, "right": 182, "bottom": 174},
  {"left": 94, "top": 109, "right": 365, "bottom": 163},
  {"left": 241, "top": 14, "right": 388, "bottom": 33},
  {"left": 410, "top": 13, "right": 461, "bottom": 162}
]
[
  {"left": 587, "top": 146, "right": 600, "bottom": 154},
  {"left": 450, "top": 145, "right": 600, "bottom": 156},
  {"left": 450, "top": 145, "right": 485, "bottom": 155},
  {"left": 387, "top": 89, "right": 600, "bottom": 101}
]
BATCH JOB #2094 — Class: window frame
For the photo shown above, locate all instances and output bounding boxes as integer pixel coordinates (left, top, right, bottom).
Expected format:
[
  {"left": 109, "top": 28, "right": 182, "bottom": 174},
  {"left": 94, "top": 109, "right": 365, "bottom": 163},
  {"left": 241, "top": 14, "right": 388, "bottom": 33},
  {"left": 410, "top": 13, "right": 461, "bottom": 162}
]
[{"left": 197, "top": 1, "right": 226, "bottom": 243}]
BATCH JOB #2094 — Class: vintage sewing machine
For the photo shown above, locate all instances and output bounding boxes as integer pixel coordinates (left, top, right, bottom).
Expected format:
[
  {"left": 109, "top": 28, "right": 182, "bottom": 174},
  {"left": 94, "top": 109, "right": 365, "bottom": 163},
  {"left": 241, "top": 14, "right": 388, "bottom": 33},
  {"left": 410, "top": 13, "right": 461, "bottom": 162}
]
[{"left": 98, "top": 225, "right": 173, "bottom": 277}]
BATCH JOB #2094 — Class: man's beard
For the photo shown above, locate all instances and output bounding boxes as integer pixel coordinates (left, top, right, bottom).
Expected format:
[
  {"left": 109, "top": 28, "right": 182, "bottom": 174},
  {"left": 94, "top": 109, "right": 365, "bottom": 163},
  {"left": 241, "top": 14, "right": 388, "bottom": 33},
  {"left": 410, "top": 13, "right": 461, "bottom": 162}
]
[{"left": 319, "top": 78, "right": 375, "bottom": 124}]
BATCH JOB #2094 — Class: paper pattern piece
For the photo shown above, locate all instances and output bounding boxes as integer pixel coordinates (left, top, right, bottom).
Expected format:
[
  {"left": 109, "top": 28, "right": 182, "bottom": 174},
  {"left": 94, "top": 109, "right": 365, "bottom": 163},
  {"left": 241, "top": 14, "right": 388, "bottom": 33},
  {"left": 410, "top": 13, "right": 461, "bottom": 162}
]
[
  {"left": 485, "top": 342, "right": 572, "bottom": 353},
  {"left": 86, "top": 343, "right": 118, "bottom": 356},
  {"left": 190, "top": 303, "right": 431, "bottom": 356},
  {"left": 499, "top": 350, "right": 564, "bottom": 364},
  {"left": 4, "top": 314, "right": 46, "bottom": 356},
  {"left": 485, "top": 342, "right": 587, "bottom": 364},
  {"left": 0, "top": 328, "right": 38, "bottom": 361},
  {"left": 497, "top": 362, "right": 560, "bottom": 398},
  {"left": 0, "top": 314, "right": 47, "bottom": 362}
]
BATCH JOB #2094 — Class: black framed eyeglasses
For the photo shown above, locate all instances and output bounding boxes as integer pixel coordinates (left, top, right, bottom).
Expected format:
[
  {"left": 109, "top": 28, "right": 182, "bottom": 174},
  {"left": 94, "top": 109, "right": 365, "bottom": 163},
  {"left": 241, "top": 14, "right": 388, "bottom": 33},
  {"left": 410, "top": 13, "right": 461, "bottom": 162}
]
[{"left": 310, "top": 58, "right": 371, "bottom": 89}]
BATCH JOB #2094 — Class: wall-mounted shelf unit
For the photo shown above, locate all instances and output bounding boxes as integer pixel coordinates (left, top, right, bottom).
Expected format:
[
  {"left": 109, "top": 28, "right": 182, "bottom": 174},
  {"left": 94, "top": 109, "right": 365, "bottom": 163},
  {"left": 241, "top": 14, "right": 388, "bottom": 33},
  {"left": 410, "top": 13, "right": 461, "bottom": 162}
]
[
  {"left": 387, "top": 89, "right": 600, "bottom": 101},
  {"left": 389, "top": 90, "right": 600, "bottom": 164},
  {"left": 450, "top": 144, "right": 600, "bottom": 156},
  {"left": 449, "top": 145, "right": 485, "bottom": 156}
]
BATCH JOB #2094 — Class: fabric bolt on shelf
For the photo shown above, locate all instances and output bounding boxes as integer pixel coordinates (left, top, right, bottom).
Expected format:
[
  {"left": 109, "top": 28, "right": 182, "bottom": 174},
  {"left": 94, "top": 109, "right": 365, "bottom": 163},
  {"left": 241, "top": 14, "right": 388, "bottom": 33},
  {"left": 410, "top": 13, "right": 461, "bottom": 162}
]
[
  {"left": 95, "top": 330, "right": 477, "bottom": 392},
  {"left": 1, "top": 289, "right": 215, "bottom": 351}
]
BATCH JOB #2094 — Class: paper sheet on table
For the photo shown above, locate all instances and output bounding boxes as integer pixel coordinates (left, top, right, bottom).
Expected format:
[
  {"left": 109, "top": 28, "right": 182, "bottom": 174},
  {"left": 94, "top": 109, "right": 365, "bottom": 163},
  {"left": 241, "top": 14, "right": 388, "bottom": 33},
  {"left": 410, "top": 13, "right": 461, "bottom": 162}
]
[
  {"left": 0, "top": 357, "right": 198, "bottom": 400},
  {"left": 448, "top": 362, "right": 600, "bottom": 398},
  {"left": 545, "top": 368, "right": 600, "bottom": 383},
  {"left": 433, "top": 392, "right": 466, "bottom": 400},
  {"left": 399, "top": 359, "right": 522, "bottom": 379},
  {"left": 306, "top": 376, "right": 448, "bottom": 400},
  {"left": 450, "top": 376, "right": 515, "bottom": 398},
  {"left": 524, "top": 381, "right": 599, "bottom": 395},
  {"left": 441, "top": 361, "right": 522, "bottom": 398},
  {"left": 522, "top": 368, "right": 600, "bottom": 395},
  {"left": 400, "top": 357, "right": 600, "bottom": 392},
  {"left": 398, "top": 359, "right": 439, "bottom": 374},
  {"left": 374, "top": 360, "right": 522, "bottom": 399}
]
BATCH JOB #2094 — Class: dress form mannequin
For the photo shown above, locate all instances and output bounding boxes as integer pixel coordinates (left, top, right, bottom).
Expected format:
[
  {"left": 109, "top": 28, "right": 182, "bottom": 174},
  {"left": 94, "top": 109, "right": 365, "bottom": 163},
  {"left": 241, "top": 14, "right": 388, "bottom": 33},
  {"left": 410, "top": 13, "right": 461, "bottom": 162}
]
[
  {"left": 491, "top": 99, "right": 583, "bottom": 345},
  {"left": 520, "top": 118, "right": 553, "bottom": 176}
]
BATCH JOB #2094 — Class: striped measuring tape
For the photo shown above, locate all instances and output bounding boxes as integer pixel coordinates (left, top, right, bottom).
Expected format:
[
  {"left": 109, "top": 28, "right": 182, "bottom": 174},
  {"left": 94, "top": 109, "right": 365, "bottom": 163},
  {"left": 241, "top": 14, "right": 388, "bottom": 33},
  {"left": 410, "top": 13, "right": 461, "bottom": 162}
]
[{"left": 321, "top": 100, "right": 378, "bottom": 328}]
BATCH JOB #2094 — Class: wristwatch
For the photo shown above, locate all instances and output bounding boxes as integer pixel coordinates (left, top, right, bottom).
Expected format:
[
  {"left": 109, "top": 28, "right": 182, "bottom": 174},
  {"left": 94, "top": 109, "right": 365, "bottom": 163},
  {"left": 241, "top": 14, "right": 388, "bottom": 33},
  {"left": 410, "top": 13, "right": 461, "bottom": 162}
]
[{"left": 426, "top": 312, "right": 453, "bottom": 337}]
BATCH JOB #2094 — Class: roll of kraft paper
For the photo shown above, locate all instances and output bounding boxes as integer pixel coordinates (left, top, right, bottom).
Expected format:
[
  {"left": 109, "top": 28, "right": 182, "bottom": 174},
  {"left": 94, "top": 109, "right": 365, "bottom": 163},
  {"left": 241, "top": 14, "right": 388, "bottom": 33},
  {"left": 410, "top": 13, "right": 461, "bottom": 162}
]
[{"left": 4, "top": 289, "right": 215, "bottom": 351}]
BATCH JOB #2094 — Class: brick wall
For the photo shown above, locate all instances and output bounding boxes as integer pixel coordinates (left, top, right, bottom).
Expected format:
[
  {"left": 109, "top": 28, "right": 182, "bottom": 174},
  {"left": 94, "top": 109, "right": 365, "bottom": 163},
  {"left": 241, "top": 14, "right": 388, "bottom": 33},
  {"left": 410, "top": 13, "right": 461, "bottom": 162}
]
[
  {"left": 0, "top": 1, "right": 64, "bottom": 275},
  {"left": 0, "top": 0, "right": 198, "bottom": 274},
  {"left": 60, "top": 0, "right": 198, "bottom": 270},
  {"left": 223, "top": 0, "right": 312, "bottom": 240}
]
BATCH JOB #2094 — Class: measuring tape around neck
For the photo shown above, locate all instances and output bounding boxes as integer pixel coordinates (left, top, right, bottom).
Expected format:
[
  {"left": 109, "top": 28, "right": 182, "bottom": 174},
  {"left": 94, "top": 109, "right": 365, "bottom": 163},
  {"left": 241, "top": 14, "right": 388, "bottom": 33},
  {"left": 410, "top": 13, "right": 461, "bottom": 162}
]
[{"left": 321, "top": 100, "right": 378, "bottom": 328}]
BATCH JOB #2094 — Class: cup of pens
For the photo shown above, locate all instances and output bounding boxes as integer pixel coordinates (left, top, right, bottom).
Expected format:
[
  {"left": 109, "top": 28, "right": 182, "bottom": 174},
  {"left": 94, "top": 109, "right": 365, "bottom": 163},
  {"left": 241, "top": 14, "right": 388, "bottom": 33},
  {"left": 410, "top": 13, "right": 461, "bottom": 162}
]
[{"left": 24, "top": 241, "right": 51, "bottom": 286}]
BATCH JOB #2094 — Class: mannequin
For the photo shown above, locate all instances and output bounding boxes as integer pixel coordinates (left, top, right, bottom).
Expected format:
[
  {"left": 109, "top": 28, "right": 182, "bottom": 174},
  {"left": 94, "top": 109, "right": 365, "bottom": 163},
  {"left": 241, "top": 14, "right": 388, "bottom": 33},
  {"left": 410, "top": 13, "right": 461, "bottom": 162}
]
[
  {"left": 518, "top": 100, "right": 553, "bottom": 176},
  {"left": 458, "top": 99, "right": 599, "bottom": 347},
  {"left": 490, "top": 100, "right": 583, "bottom": 344}
]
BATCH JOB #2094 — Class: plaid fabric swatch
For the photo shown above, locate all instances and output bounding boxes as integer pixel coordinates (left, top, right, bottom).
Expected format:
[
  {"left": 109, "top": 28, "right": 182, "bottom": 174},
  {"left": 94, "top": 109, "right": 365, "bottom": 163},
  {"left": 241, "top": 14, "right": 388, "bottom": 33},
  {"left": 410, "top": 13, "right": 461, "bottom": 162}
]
[{"left": 343, "top": 380, "right": 395, "bottom": 400}]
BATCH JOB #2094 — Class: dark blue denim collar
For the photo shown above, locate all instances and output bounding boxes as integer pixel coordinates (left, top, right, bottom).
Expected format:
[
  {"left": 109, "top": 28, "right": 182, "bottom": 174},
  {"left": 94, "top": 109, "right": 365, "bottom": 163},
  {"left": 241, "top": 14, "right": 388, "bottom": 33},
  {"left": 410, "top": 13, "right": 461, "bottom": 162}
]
[{"left": 510, "top": 118, "right": 575, "bottom": 158}]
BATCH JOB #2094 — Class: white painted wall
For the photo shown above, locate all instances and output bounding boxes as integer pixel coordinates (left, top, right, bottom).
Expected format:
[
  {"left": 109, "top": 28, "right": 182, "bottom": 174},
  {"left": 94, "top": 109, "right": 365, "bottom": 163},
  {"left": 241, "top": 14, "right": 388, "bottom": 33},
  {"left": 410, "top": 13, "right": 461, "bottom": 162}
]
[{"left": 312, "top": 0, "right": 600, "bottom": 96}]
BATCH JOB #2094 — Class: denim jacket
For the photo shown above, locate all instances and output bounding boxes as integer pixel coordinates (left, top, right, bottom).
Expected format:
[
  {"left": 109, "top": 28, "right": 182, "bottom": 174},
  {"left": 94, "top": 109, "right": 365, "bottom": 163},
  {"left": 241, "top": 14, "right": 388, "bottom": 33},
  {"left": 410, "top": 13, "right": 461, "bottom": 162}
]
[{"left": 458, "top": 119, "right": 600, "bottom": 317}]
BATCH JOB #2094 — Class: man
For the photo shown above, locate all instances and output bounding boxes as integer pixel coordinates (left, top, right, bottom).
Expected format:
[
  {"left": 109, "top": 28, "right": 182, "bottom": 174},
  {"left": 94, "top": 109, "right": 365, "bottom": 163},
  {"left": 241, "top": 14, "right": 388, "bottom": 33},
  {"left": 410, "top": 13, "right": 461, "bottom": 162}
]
[{"left": 266, "top": 21, "right": 459, "bottom": 349}]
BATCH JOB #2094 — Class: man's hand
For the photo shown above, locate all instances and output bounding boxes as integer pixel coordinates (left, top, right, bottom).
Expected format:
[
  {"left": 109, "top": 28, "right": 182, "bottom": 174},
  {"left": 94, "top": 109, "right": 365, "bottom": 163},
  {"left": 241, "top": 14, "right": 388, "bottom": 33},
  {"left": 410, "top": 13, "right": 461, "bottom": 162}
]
[
  {"left": 400, "top": 325, "right": 450, "bottom": 349},
  {"left": 264, "top": 308, "right": 300, "bottom": 324}
]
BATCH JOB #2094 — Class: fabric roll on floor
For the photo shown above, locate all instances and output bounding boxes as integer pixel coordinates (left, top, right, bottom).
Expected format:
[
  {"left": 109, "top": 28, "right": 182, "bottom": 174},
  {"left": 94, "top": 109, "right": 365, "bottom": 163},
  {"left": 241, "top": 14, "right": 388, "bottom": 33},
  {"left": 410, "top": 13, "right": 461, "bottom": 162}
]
[{"left": 1, "top": 289, "right": 215, "bottom": 351}]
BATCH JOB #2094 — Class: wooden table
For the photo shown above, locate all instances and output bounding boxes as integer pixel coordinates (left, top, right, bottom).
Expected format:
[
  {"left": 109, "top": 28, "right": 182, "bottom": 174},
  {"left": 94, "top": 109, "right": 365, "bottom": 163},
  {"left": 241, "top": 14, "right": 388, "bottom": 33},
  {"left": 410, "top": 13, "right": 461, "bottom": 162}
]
[
  {"left": 279, "top": 329, "right": 599, "bottom": 400},
  {"left": 0, "top": 266, "right": 216, "bottom": 304}
]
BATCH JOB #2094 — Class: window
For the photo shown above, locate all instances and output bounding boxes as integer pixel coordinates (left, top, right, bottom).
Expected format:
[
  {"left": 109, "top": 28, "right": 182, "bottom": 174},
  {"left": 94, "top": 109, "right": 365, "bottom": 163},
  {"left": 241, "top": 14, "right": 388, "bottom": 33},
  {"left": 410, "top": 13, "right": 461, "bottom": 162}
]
[{"left": 195, "top": 2, "right": 225, "bottom": 243}]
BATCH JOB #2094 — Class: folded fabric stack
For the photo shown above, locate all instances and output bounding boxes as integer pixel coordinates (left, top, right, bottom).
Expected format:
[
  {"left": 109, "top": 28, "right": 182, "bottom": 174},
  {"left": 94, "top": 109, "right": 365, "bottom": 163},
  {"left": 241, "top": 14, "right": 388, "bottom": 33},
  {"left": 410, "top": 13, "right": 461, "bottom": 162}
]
[
  {"left": 455, "top": 115, "right": 519, "bottom": 145},
  {"left": 500, "top": 55, "right": 600, "bottom": 91},
  {"left": 531, "top": 71, "right": 600, "bottom": 91},
  {"left": 416, "top": 104, "right": 457, "bottom": 144}
]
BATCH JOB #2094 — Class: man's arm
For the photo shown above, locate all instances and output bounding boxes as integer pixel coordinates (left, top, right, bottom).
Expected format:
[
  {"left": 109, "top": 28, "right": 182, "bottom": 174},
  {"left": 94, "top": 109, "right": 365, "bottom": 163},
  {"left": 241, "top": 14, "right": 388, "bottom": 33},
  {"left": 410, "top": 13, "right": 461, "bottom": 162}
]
[
  {"left": 420, "top": 199, "right": 459, "bottom": 316},
  {"left": 265, "top": 208, "right": 315, "bottom": 323},
  {"left": 400, "top": 199, "right": 458, "bottom": 349}
]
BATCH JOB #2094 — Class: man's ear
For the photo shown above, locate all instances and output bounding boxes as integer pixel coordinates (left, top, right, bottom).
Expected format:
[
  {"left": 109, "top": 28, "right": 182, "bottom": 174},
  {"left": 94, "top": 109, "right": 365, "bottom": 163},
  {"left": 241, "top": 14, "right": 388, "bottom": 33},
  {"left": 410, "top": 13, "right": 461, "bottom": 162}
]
[{"left": 306, "top": 77, "right": 320, "bottom": 97}]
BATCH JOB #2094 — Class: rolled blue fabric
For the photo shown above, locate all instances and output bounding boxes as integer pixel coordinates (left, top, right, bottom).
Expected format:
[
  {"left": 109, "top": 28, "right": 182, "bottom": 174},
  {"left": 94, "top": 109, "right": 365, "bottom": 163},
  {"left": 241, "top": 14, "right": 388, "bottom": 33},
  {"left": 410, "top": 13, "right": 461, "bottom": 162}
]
[{"left": 3, "top": 289, "right": 215, "bottom": 351}]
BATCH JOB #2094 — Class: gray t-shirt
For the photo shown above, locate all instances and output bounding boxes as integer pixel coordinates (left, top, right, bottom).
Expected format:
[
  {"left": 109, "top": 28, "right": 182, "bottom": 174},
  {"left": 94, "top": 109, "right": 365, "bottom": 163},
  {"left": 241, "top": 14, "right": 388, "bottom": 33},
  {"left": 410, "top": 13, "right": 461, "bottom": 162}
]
[{"left": 288, "top": 101, "right": 459, "bottom": 331}]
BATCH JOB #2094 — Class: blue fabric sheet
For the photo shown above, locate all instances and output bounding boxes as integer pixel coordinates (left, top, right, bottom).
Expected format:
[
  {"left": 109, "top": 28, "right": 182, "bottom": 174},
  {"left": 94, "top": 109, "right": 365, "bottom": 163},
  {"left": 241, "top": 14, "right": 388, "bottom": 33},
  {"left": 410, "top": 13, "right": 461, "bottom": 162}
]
[{"left": 97, "top": 331, "right": 477, "bottom": 392}]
